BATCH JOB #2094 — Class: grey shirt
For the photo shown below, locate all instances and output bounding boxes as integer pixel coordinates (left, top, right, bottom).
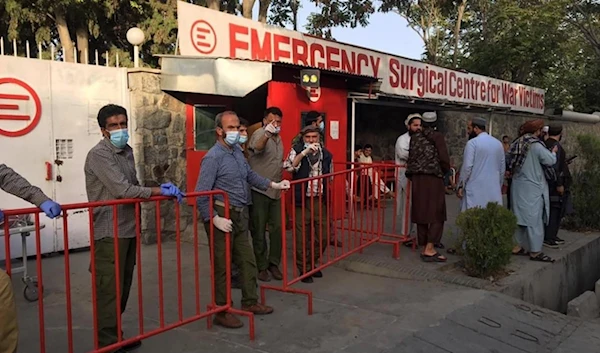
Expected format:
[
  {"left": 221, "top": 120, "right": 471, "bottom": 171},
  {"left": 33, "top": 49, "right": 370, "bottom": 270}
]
[
  {"left": 0, "top": 164, "right": 50, "bottom": 207},
  {"left": 248, "top": 128, "right": 284, "bottom": 200},
  {"left": 84, "top": 139, "right": 152, "bottom": 240}
]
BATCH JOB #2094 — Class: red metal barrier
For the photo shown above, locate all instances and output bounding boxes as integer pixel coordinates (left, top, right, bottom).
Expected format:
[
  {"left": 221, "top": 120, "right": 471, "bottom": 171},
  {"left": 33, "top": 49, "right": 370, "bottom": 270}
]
[
  {"left": 259, "top": 165, "right": 406, "bottom": 314},
  {"left": 1, "top": 191, "right": 253, "bottom": 353}
]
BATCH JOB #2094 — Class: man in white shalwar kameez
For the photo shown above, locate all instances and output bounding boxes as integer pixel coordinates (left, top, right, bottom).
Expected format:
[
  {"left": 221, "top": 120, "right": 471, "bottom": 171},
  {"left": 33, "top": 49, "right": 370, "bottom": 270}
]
[
  {"left": 457, "top": 117, "right": 505, "bottom": 211},
  {"left": 394, "top": 114, "right": 422, "bottom": 236}
]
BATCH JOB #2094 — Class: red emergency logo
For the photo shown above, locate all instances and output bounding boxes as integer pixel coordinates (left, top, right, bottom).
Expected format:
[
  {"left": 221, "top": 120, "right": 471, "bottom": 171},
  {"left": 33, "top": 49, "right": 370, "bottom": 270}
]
[
  {"left": 0, "top": 78, "right": 42, "bottom": 137},
  {"left": 190, "top": 20, "right": 217, "bottom": 54}
]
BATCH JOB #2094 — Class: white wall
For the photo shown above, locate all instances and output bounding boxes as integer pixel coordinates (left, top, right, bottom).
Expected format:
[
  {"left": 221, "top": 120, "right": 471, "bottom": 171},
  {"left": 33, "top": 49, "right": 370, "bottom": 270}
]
[{"left": 0, "top": 56, "right": 129, "bottom": 260}]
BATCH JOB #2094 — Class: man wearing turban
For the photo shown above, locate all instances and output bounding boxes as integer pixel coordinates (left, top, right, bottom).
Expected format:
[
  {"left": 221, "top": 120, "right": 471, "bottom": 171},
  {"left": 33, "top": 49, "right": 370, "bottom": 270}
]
[{"left": 506, "top": 119, "right": 558, "bottom": 262}]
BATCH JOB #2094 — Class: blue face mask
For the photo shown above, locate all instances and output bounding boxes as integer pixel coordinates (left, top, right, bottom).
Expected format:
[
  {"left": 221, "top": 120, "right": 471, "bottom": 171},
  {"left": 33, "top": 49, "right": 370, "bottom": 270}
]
[
  {"left": 239, "top": 135, "right": 248, "bottom": 144},
  {"left": 109, "top": 129, "right": 129, "bottom": 149},
  {"left": 319, "top": 121, "right": 325, "bottom": 131},
  {"left": 225, "top": 131, "right": 240, "bottom": 146}
]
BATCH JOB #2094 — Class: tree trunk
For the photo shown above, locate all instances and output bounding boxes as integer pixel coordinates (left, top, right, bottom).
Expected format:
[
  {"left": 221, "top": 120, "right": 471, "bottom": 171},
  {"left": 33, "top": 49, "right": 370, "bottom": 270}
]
[
  {"left": 242, "top": 0, "right": 255, "bottom": 19},
  {"left": 258, "top": 0, "right": 271, "bottom": 23},
  {"left": 207, "top": 0, "right": 219, "bottom": 11},
  {"left": 54, "top": 7, "right": 74, "bottom": 63},
  {"left": 452, "top": 0, "right": 467, "bottom": 68},
  {"left": 291, "top": 0, "right": 299, "bottom": 30},
  {"left": 76, "top": 24, "right": 89, "bottom": 64}
]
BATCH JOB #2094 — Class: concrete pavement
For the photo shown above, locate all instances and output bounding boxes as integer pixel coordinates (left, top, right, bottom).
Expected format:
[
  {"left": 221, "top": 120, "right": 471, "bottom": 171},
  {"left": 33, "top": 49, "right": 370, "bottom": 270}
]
[{"left": 9, "top": 241, "right": 600, "bottom": 353}]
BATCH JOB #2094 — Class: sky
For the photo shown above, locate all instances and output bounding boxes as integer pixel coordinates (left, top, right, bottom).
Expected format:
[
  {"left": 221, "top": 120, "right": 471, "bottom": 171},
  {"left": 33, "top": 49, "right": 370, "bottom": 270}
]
[{"left": 256, "top": 2, "right": 425, "bottom": 60}]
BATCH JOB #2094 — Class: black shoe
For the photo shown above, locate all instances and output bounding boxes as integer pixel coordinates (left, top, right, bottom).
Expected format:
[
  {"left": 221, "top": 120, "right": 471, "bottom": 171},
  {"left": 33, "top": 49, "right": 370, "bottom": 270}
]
[
  {"left": 123, "top": 340, "right": 142, "bottom": 351},
  {"left": 543, "top": 240, "right": 559, "bottom": 249},
  {"left": 114, "top": 349, "right": 128, "bottom": 353},
  {"left": 554, "top": 237, "right": 565, "bottom": 245},
  {"left": 301, "top": 276, "right": 314, "bottom": 283},
  {"left": 313, "top": 270, "right": 323, "bottom": 278}
]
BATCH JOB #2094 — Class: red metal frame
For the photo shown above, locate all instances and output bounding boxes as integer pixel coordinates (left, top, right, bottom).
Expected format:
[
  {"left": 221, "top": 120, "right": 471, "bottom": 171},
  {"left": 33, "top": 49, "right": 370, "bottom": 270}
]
[
  {"left": 2, "top": 191, "right": 254, "bottom": 353},
  {"left": 259, "top": 165, "right": 406, "bottom": 315}
]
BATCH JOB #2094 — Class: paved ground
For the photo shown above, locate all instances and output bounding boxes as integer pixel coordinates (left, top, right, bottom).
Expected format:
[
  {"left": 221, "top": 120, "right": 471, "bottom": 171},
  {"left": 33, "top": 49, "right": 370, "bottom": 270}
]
[{"left": 10, "top": 240, "right": 600, "bottom": 353}]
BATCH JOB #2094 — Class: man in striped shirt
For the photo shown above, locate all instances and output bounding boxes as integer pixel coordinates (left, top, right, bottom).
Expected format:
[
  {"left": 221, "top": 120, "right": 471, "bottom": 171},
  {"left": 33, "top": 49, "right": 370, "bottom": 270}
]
[
  {"left": 84, "top": 104, "right": 184, "bottom": 352},
  {"left": 0, "top": 164, "right": 61, "bottom": 353},
  {"left": 195, "top": 111, "right": 290, "bottom": 329}
]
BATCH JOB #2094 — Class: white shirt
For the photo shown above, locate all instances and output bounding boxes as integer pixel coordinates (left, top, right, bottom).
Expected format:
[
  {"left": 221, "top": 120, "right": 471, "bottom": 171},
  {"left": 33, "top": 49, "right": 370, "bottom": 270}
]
[{"left": 395, "top": 132, "right": 411, "bottom": 165}]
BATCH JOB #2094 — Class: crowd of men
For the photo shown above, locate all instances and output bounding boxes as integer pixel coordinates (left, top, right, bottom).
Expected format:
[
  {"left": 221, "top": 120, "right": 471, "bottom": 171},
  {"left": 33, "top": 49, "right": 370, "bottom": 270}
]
[
  {"left": 393, "top": 113, "right": 572, "bottom": 264},
  {"left": 0, "top": 104, "right": 574, "bottom": 353}
]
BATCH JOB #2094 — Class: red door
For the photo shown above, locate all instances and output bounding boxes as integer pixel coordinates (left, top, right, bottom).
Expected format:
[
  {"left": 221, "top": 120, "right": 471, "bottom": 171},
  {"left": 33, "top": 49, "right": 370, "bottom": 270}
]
[{"left": 185, "top": 95, "right": 235, "bottom": 203}]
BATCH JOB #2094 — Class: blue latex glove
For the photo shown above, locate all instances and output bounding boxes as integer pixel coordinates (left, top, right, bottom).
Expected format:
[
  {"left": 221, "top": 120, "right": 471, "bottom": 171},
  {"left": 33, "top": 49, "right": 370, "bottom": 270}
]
[
  {"left": 160, "top": 182, "right": 184, "bottom": 203},
  {"left": 40, "top": 200, "right": 61, "bottom": 219},
  {"left": 0, "top": 209, "right": 4, "bottom": 223}
]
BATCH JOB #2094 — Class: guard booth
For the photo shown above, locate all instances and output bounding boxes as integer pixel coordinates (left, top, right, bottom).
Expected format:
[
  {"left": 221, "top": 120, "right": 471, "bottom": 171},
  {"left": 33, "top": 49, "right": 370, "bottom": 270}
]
[{"left": 159, "top": 55, "right": 378, "bottom": 220}]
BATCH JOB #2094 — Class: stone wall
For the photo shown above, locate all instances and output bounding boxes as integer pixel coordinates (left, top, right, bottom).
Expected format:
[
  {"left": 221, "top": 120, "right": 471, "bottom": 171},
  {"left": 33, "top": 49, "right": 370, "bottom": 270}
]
[
  {"left": 128, "top": 70, "right": 193, "bottom": 244},
  {"left": 438, "top": 110, "right": 600, "bottom": 170}
]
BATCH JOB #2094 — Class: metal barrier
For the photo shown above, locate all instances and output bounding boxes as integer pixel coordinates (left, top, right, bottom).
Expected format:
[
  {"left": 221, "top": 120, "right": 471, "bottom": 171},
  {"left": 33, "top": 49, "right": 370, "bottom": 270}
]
[
  {"left": 1, "top": 191, "right": 253, "bottom": 353},
  {"left": 260, "top": 164, "right": 409, "bottom": 314}
]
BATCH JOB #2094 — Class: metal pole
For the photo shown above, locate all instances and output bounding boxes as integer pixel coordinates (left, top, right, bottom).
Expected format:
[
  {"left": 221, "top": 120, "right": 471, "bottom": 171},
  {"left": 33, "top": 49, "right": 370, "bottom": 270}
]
[
  {"left": 133, "top": 45, "right": 139, "bottom": 68},
  {"left": 349, "top": 99, "right": 357, "bottom": 216}
]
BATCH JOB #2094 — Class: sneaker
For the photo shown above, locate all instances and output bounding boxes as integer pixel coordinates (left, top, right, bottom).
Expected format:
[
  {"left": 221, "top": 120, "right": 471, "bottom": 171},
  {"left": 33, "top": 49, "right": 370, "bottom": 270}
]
[
  {"left": 554, "top": 237, "right": 565, "bottom": 245},
  {"left": 543, "top": 240, "right": 559, "bottom": 249},
  {"left": 313, "top": 270, "right": 323, "bottom": 278},
  {"left": 241, "top": 303, "right": 274, "bottom": 315},
  {"left": 213, "top": 312, "right": 244, "bottom": 328},
  {"left": 257, "top": 270, "right": 271, "bottom": 282}
]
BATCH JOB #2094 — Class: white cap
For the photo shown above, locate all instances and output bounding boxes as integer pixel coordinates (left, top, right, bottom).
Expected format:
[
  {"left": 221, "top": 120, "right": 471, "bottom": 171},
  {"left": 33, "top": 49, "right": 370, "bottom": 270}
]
[
  {"left": 422, "top": 112, "right": 437, "bottom": 123},
  {"left": 405, "top": 113, "right": 422, "bottom": 126}
]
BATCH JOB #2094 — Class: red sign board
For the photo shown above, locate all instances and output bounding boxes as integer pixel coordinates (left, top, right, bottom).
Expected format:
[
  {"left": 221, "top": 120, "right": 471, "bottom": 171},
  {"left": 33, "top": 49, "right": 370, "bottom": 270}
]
[{"left": 0, "top": 78, "right": 42, "bottom": 137}]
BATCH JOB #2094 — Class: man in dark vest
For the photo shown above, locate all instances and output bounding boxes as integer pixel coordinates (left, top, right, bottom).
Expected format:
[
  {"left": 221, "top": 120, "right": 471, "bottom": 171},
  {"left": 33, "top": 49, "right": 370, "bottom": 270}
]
[
  {"left": 284, "top": 125, "right": 333, "bottom": 283},
  {"left": 405, "top": 112, "right": 451, "bottom": 263}
]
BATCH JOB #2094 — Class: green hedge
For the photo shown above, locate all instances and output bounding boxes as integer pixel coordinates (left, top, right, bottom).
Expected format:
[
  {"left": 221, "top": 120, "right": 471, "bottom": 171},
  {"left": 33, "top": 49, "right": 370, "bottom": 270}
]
[
  {"left": 456, "top": 202, "right": 517, "bottom": 278},
  {"left": 563, "top": 134, "right": 600, "bottom": 231}
]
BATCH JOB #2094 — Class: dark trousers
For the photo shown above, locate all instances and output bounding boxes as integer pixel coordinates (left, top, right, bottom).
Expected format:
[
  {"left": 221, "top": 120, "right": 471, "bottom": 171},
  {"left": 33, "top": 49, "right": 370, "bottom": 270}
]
[
  {"left": 544, "top": 204, "right": 563, "bottom": 241},
  {"left": 250, "top": 191, "right": 282, "bottom": 271},
  {"left": 93, "top": 237, "right": 136, "bottom": 348},
  {"left": 204, "top": 205, "right": 258, "bottom": 306},
  {"left": 295, "top": 200, "right": 328, "bottom": 273},
  {"left": 416, "top": 223, "right": 444, "bottom": 246}
]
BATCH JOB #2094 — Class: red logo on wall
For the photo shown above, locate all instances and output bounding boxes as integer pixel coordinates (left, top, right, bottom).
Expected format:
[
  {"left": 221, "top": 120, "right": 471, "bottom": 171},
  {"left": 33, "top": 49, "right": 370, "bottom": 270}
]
[
  {"left": 0, "top": 78, "right": 42, "bottom": 137},
  {"left": 190, "top": 20, "right": 217, "bottom": 54},
  {"left": 307, "top": 87, "right": 321, "bottom": 103}
]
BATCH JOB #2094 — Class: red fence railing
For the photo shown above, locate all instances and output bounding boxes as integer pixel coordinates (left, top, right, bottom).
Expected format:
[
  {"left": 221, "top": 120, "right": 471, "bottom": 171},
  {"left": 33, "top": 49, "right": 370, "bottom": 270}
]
[{"left": 1, "top": 191, "right": 254, "bottom": 353}]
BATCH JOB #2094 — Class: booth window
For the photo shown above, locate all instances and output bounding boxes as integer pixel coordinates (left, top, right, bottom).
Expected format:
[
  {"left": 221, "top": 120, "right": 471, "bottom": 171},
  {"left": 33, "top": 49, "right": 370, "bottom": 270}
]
[{"left": 194, "top": 105, "right": 225, "bottom": 150}]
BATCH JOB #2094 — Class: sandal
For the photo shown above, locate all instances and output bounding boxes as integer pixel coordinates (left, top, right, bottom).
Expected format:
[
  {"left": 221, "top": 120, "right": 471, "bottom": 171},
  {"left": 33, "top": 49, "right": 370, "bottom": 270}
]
[
  {"left": 530, "top": 253, "right": 555, "bottom": 263},
  {"left": 512, "top": 248, "right": 529, "bottom": 256},
  {"left": 421, "top": 252, "right": 447, "bottom": 263},
  {"left": 434, "top": 243, "right": 445, "bottom": 249},
  {"left": 403, "top": 239, "right": 415, "bottom": 248}
]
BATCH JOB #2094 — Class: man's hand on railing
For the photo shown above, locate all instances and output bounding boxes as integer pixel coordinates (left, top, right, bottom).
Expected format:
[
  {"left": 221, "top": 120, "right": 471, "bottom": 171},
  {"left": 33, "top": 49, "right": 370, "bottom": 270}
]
[
  {"left": 213, "top": 215, "right": 233, "bottom": 233},
  {"left": 160, "top": 182, "right": 185, "bottom": 203},
  {"left": 40, "top": 200, "right": 62, "bottom": 219},
  {"left": 271, "top": 180, "right": 291, "bottom": 190}
]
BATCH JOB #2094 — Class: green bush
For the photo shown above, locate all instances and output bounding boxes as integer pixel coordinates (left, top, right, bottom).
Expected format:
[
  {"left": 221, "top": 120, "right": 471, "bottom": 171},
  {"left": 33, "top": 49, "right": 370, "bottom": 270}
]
[
  {"left": 563, "top": 134, "right": 600, "bottom": 231},
  {"left": 455, "top": 202, "right": 517, "bottom": 278}
]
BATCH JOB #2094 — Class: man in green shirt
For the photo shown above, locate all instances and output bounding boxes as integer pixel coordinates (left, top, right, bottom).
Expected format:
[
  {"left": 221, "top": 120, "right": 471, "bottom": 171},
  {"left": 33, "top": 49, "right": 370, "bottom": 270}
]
[{"left": 247, "top": 107, "right": 284, "bottom": 281}]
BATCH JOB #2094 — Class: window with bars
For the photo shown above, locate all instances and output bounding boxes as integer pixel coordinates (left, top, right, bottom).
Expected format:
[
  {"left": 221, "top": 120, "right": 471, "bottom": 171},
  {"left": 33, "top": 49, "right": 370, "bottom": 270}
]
[{"left": 55, "top": 139, "right": 74, "bottom": 159}]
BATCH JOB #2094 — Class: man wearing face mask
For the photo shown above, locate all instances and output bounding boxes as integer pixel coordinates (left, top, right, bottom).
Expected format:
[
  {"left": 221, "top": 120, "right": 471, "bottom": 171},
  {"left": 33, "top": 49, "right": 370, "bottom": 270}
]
[
  {"left": 457, "top": 117, "right": 505, "bottom": 211},
  {"left": 284, "top": 125, "right": 333, "bottom": 283},
  {"left": 247, "top": 107, "right": 285, "bottom": 282},
  {"left": 195, "top": 111, "right": 290, "bottom": 329},
  {"left": 84, "top": 104, "right": 184, "bottom": 352}
]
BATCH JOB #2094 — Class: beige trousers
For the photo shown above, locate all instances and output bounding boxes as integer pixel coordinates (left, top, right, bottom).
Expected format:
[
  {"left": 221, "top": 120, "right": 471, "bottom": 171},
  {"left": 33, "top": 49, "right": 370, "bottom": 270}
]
[{"left": 0, "top": 269, "right": 18, "bottom": 353}]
